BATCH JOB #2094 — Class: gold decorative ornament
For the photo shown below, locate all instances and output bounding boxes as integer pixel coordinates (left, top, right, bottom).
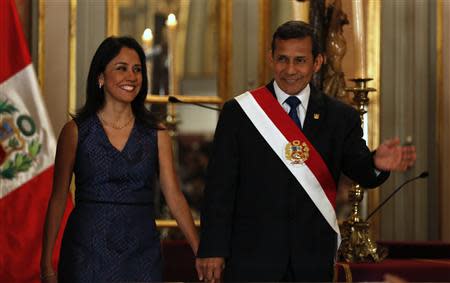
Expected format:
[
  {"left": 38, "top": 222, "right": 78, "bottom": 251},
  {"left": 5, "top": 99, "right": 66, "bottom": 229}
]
[{"left": 338, "top": 78, "right": 388, "bottom": 263}]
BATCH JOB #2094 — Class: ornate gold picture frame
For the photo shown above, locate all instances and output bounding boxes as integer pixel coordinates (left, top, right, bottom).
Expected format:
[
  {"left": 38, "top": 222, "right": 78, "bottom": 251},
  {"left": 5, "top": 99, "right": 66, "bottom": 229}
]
[{"left": 105, "top": 0, "right": 232, "bottom": 230}]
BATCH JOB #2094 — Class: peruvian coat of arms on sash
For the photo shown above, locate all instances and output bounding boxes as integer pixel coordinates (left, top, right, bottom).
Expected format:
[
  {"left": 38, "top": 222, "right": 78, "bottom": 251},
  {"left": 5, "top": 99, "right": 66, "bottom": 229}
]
[{"left": 285, "top": 140, "right": 310, "bottom": 165}]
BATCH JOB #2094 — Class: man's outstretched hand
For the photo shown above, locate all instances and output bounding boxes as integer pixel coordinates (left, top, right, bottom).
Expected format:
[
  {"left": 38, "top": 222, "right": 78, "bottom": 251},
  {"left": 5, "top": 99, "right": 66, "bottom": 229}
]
[{"left": 374, "top": 138, "right": 416, "bottom": 171}]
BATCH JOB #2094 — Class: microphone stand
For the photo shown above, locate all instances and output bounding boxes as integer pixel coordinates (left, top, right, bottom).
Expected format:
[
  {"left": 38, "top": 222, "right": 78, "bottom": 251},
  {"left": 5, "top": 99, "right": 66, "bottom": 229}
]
[
  {"left": 168, "top": 96, "right": 221, "bottom": 111},
  {"left": 366, "top": 171, "right": 428, "bottom": 222},
  {"left": 339, "top": 170, "right": 428, "bottom": 263}
]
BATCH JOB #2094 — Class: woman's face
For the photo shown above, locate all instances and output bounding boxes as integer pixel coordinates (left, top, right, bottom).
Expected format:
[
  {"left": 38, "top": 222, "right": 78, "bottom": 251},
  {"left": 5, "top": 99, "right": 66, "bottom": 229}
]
[{"left": 99, "top": 47, "right": 143, "bottom": 105}]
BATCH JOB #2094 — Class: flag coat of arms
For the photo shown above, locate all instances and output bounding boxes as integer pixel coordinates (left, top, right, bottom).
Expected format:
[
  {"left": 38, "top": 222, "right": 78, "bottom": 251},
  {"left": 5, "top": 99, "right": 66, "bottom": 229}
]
[{"left": 0, "top": 0, "right": 72, "bottom": 281}]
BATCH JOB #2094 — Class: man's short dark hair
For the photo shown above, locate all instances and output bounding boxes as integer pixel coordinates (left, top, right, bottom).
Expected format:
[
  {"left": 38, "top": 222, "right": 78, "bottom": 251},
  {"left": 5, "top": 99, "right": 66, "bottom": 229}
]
[{"left": 271, "top": 20, "right": 321, "bottom": 58}]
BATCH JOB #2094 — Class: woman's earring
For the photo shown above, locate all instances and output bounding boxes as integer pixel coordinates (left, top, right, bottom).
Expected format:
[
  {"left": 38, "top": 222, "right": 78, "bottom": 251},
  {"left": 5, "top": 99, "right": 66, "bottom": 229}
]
[{"left": 98, "top": 82, "right": 103, "bottom": 89}]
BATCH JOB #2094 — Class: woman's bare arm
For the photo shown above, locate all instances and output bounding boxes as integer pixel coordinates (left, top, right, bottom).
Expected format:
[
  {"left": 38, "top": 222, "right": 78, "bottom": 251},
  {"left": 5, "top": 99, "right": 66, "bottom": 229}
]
[
  {"left": 40, "top": 120, "right": 78, "bottom": 277},
  {"left": 157, "top": 129, "right": 199, "bottom": 254}
]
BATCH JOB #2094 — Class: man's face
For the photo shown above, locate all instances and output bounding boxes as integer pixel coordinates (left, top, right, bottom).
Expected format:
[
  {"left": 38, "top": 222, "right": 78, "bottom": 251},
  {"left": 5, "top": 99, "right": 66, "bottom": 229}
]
[{"left": 270, "top": 37, "right": 323, "bottom": 95}]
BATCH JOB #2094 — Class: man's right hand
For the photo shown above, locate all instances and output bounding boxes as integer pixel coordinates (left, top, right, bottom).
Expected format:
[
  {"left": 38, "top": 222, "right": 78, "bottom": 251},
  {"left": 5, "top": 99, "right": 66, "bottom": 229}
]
[{"left": 195, "top": 257, "right": 225, "bottom": 283}]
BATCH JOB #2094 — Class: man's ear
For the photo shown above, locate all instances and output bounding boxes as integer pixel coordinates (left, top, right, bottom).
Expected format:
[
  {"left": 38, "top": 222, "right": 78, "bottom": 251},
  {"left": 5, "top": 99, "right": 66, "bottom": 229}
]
[{"left": 313, "top": 53, "right": 324, "bottom": 73}]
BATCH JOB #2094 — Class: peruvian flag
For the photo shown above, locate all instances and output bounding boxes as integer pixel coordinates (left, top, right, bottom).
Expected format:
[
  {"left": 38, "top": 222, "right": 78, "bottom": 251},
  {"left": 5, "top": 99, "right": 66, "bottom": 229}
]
[{"left": 0, "top": 0, "right": 72, "bottom": 282}]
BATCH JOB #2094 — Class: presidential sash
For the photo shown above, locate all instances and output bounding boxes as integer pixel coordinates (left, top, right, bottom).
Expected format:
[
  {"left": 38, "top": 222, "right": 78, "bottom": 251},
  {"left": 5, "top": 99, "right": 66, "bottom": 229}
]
[{"left": 235, "top": 86, "right": 340, "bottom": 247}]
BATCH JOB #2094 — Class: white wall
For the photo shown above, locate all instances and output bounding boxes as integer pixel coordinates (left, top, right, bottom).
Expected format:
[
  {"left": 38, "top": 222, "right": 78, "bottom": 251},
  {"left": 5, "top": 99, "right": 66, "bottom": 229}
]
[
  {"left": 43, "top": 0, "right": 70, "bottom": 136},
  {"left": 440, "top": 0, "right": 450, "bottom": 241},
  {"left": 380, "top": 0, "right": 438, "bottom": 240}
]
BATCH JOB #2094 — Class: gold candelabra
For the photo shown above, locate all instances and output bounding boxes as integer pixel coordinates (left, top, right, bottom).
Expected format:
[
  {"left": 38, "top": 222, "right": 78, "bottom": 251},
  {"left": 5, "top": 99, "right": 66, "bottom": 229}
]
[
  {"left": 338, "top": 78, "right": 388, "bottom": 263},
  {"left": 166, "top": 14, "right": 179, "bottom": 135}
]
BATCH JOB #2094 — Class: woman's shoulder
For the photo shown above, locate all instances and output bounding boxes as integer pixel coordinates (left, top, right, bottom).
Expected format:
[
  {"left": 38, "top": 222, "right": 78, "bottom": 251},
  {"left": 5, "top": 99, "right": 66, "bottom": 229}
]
[
  {"left": 72, "top": 114, "right": 96, "bottom": 126},
  {"left": 68, "top": 115, "right": 100, "bottom": 145},
  {"left": 131, "top": 119, "right": 160, "bottom": 147},
  {"left": 135, "top": 118, "right": 163, "bottom": 132},
  {"left": 60, "top": 120, "right": 78, "bottom": 136},
  {"left": 57, "top": 120, "right": 78, "bottom": 149},
  {"left": 72, "top": 114, "right": 99, "bottom": 134}
]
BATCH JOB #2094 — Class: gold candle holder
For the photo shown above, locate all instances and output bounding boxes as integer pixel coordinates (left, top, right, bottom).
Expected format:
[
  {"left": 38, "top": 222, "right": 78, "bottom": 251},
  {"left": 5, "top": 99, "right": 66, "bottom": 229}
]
[
  {"left": 166, "top": 13, "right": 179, "bottom": 135},
  {"left": 142, "top": 28, "right": 154, "bottom": 97},
  {"left": 338, "top": 78, "right": 388, "bottom": 262}
]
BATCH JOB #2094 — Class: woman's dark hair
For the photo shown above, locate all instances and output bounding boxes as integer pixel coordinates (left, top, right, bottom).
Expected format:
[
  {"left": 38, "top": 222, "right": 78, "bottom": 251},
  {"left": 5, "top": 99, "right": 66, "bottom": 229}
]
[
  {"left": 74, "top": 36, "right": 159, "bottom": 128},
  {"left": 271, "top": 20, "right": 321, "bottom": 59}
]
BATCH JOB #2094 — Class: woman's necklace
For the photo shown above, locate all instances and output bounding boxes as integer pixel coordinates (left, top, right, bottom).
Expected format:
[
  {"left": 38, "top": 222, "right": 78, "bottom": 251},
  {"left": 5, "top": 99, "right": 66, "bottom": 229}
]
[{"left": 99, "top": 112, "right": 134, "bottom": 130}]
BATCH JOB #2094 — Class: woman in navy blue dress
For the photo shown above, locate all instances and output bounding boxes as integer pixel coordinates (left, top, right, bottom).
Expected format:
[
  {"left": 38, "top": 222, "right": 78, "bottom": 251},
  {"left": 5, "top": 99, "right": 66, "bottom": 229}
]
[{"left": 40, "top": 36, "right": 199, "bottom": 282}]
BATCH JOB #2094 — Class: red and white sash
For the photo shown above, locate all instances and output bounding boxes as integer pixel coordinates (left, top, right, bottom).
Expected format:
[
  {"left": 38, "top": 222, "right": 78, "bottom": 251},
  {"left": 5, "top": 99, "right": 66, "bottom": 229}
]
[{"left": 235, "top": 86, "right": 340, "bottom": 245}]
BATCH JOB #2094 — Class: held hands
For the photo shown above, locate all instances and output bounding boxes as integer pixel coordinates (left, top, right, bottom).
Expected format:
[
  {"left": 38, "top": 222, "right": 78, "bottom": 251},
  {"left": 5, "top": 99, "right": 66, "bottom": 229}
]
[
  {"left": 374, "top": 138, "right": 416, "bottom": 172},
  {"left": 41, "top": 276, "right": 57, "bottom": 283},
  {"left": 40, "top": 271, "right": 57, "bottom": 283},
  {"left": 40, "top": 262, "right": 57, "bottom": 283},
  {"left": 196, "top": 257, "right": 225, "bottom": 283},
  {"left": 384, "top": 273, "right": 408, "bottom": 283}
]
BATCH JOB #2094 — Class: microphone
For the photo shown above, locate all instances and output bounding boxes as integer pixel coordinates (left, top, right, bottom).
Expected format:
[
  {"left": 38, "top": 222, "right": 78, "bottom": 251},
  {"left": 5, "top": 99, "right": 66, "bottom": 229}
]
[
  {"left": 365, "top": 171, "right": 429, "bottom": 221},
  {"left": 168, "top": 96, "right": 221, "bottom": 111}
]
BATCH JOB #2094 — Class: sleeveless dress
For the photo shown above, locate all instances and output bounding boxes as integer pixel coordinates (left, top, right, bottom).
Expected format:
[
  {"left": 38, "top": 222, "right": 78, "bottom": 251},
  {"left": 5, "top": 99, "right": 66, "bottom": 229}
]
[{"left": 58, "top": 115, "right": 162, "bottom": 282}]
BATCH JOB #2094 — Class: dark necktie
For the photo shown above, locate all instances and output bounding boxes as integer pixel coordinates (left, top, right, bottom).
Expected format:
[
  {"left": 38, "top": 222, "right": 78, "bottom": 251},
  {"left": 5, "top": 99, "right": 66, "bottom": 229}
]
[{"left": 285, "top": 96, "right": 302, "bottom": 129}]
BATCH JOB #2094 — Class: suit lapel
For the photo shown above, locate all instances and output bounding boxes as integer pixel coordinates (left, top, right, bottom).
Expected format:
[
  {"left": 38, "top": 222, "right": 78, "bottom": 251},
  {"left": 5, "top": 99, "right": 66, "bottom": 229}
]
[
  {"left": 303, "top": 85, "right": 325, "bottom": 140},
  {"left": 265, "top": 80, "right": 276, "bottom": 98}
]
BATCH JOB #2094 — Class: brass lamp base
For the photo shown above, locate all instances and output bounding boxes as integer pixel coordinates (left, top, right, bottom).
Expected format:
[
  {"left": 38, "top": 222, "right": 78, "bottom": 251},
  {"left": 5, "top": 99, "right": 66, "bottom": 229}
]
[
  {"left": 337, "top": 78, "right": 387, "bottom": 263},
  {"left": 338, "top": 183, "right": 388, "bottom": 263},
  {"left": 339, "top": 220, "right": 388, "bottom": 262}
]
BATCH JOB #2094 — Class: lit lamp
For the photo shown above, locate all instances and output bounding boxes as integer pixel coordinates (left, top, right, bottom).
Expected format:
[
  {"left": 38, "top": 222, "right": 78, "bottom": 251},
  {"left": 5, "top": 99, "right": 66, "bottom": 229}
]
[
  {"left": 165, "top": 13, "right": 178, "bottom": 132},
  {"left": 142, "top": 28, "right": 153, "bottom": 51},
  {"left": 142, "top": 28, "right": 153, "bottom": 91}
]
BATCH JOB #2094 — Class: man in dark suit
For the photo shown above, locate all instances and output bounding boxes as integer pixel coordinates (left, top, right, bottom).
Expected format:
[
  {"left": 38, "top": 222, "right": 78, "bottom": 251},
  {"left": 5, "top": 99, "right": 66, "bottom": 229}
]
[{"left": 196, "top": 21, "right": 416, "bottom": 282}]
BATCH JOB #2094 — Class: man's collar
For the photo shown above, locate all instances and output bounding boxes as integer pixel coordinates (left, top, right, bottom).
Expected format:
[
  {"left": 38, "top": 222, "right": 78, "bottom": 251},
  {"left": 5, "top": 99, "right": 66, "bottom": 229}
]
[{"left": 273, "top": 80, "right": 310, "bottom": 108}]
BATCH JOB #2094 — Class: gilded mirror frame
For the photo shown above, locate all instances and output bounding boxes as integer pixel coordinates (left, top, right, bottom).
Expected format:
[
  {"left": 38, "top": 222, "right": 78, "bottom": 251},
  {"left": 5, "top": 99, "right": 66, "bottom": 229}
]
[
  {"left": 105, "top": 0, "right": 232, "bottom": 228},
  {"left": 106, "top": 0, "right": 232, "bottom": 104}
]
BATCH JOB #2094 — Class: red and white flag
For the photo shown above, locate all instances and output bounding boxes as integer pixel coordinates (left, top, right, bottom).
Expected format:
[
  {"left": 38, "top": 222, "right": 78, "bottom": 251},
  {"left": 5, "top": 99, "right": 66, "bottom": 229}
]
[{"left": 0, "top": 0, "right": 72, "bottom": 281}]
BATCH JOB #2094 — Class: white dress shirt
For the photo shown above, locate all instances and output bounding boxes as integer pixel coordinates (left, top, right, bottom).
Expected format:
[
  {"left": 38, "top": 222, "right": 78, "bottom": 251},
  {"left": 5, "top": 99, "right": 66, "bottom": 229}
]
[{"left": 273, "top": 81, "right": 310, "bottom": 128}]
